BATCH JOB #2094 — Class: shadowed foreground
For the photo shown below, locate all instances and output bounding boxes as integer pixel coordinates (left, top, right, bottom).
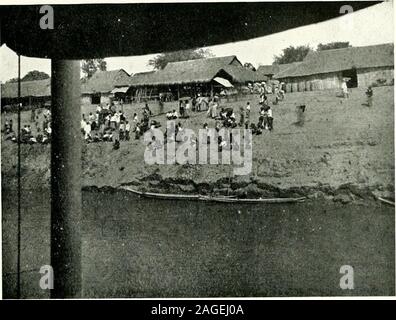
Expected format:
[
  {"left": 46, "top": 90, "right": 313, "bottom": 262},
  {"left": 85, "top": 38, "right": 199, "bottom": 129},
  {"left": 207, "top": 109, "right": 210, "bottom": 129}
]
[{"left": 2, "top": 189, "right": 394, "bottom": 298}]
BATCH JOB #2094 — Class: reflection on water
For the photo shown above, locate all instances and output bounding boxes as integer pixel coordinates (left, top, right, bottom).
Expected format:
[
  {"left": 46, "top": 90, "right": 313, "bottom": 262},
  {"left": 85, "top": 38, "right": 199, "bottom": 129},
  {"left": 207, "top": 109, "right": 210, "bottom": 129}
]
[{"left": 2, "top": 188, "right": 395, "bottom": 298}]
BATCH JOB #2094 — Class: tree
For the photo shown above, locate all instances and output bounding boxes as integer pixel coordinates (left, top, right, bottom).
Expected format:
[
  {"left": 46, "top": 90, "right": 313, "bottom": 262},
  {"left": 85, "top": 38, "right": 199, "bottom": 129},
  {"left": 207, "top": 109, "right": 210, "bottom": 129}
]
[
  {"left": 243, "top": 62, "right": 256, "bottom": 71},
  {"left": 6, "top": 77, "right": 19, "bottom": 83},
  {"left": 273, "top": 45, "right": 312, "bottom": 65},
  {"left": 148, "top": 48, "right": 214, "bottom": 70},
  {"left": 317, "top": 42, "right": 351, "bottom": 51},
  {"left": 81, "top": 58, "right": 107, "bottom": 78},
  {"left": 6, "top": 70, "right": 50, "bottom": 83},
  {"left": 22, "top": 70, "right": 50, "bottom": 81}
]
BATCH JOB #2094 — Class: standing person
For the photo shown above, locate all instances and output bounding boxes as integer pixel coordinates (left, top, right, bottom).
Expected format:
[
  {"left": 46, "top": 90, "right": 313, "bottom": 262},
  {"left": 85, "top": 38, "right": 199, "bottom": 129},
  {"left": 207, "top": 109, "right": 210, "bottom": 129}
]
[
  {"left": 196, "top": 94, "right": 203, "bottom": 112},
  {"left": 132, "top": 113, "right": 139, "bottom": 131},
  {"left": 110, "top": 101, "right": 117, "bottom": 114},
  {"left": 279, "top": 82, "right": 286, "bottom": 99},
  {"left": 365, "top": 86, "right": 373, "bottom": 107},
  {"left": 207, "top": 98, "right": 213, "bottom": 118},
  {"left": 4, "top": 118, "right": 10, "bottom": 133},
  {"left": 159, "top": 93, "right": 164, "bottom": 114},
  {"left": 259, "top": 91, "right": 267, "bottom": 105},
  {"left": 295, "top": 104, "right": 306, "bottom": 126},
  {"left": 144, "top": 102, "right": 152, "bottom": 115},
  {"left": 84, "top": 121, "right": 92, "bottom": 141},
  {"left": 267, "top": 106, "right": 274, "bottom": 131},
  {"left": 115, "top": 110, "right": 121, "bottom": 129},
  {"left": 110, "top": 113, "right": 117, "bottom": 130},
  {"left": 81, "top": 115, "right": 86, "bottom": 133},
  {"left": 125, "top": 121, "right": 131, "bottom": 141},
  {"left": 31, "top": 108, "right": 36, "bottom": 122},
  {"left": 120, "top": 98, "right": 124, "bottom": 113},
  {"left": 342, "top": 79, "right": 349, "bottom": 98},
  {"left": 239, "top": 105, "right": 245, "bottom": 127},
  {"left": 88, "top": 112, "right": 95, "bottom": 128},
  {"left": 119, "top": 121, "right": 125, "bottom": 141},
  {"left": 192, "top": 96, "right": 197, "bottom": 112},
  {"left": 211, "top": 98, "right": 219, "bottom": 119},
  {"left": 179, "top": 99, "right": 186, "bottom": 118},
  {"left": 246, "top": 102, "right": 251, "bottom": 120},
  {"left": 185, "top": 99, "right": 190, "bottom": 118}
]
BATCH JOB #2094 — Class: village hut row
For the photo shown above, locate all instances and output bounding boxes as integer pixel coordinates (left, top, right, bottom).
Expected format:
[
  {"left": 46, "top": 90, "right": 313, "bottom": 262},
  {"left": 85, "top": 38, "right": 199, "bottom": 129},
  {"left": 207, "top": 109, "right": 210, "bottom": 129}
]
[
  {"left": 1, "top": 43, "right": 393, "bottom": 107},
  {"left": 271, "top": 43, "right": 394, "bottom": 93},
  {"left": 1, "top": 55, "right": 264, "bottom": 107}
]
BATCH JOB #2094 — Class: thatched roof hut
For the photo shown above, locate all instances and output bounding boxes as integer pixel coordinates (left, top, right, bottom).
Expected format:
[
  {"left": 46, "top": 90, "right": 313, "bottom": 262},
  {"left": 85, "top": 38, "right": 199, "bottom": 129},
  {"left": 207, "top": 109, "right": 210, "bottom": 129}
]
[
  {"left": 256, "top": 63, "right": 301, "bottom": 80},
  {"left": 274, "top": 43, "right": 394, "bottom": 79},
  {"left": 222, "top": 64, "right": 261, "bottom": 83},
  {"left": 1, "top": 78, "right": 51, "bottom": 99},
  {"left": 129, "top": 71, "right": 157, "bottom": 86},
  {"left": 81, "top": 69, "right": 130, "bottom": 94},
  {"left": 128, "top": 55, "right": 257, "bottom": 87}
]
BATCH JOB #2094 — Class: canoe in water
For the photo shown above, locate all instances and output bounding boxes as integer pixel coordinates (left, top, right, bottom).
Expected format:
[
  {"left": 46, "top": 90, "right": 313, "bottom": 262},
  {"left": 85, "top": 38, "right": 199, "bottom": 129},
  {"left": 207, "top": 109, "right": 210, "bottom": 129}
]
[{"left": 120, "top": 186, "right": 306, "bottom": 204}]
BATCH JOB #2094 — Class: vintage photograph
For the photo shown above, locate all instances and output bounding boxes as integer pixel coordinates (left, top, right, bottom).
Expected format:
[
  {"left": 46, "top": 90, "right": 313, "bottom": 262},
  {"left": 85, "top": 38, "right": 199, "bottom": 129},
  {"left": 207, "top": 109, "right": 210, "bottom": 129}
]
[{"left": 1, "top": 1, "right": 394, "bottom": 299}]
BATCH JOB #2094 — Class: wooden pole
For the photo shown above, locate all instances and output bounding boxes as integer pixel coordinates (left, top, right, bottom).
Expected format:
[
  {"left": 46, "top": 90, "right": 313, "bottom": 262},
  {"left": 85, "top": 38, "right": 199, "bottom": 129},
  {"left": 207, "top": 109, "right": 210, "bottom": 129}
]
[
  {"left": 50, "top": 59, "right": 82, "bottom": 298},
  {"left": 17, "top": 53, "right": 21, "bottom": 299}
]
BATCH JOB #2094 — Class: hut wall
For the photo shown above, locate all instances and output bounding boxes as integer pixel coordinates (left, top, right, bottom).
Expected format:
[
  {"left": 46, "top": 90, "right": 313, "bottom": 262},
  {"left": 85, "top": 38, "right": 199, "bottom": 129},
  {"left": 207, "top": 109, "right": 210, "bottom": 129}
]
[
  {"left": 81, "top": 95, "right": 92, "bottom": 105},
  {"left": 306, "top": 80, "right": 312, "bottom": 91},
  {"left": 100, "top": 93, "right": 112, "bottom": 105},
  {"left": 285, "top": 82, "right": 292, "bottom": 93},
  {"left": 298, "top": 79, "right": 306, "bottom": 92},
  {"left": 357, "top": 66, "right": 394, "bottom": 87},
  {"left": 291, "top": 82, "right": 298, "bottom": 92},
  {"left": 298, "top": 72, "right": 342, "bottom": 91}
]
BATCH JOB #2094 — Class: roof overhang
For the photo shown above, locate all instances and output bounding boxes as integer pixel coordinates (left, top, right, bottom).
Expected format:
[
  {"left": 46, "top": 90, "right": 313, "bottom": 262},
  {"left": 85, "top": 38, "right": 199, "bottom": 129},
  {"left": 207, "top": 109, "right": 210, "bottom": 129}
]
[
  {"left": 0, "top": 2, "right": 379, "bottom": 59},
  {"left": 213, "top": 77, "right": 234, "bottom": 88},
  {"left": 111, "top": 86, "right": 130, "bottom": 94}
]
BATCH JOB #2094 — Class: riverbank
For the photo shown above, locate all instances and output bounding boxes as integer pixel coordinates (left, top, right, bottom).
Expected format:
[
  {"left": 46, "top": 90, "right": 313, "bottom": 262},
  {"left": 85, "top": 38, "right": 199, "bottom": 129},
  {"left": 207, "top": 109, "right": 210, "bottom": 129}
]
[{"left": 1, "top": 86, "right": 394, "bottom": 203}]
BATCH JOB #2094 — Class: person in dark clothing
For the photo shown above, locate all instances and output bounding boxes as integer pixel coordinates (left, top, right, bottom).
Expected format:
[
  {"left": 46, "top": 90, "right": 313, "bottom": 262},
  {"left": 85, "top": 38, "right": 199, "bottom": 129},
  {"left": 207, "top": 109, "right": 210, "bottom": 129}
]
[
  {"left": 113, "top": 139, "right": 120, "bottom": 150},
  {"left": 365, "top": 86, "right": 373, "bottom": 107}
]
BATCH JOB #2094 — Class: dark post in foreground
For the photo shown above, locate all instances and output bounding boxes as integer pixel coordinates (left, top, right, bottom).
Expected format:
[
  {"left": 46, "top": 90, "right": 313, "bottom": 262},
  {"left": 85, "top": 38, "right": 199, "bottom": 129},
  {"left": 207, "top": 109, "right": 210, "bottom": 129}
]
[{"left": 51, "top": 60, "right": 82, "bottom": 298}]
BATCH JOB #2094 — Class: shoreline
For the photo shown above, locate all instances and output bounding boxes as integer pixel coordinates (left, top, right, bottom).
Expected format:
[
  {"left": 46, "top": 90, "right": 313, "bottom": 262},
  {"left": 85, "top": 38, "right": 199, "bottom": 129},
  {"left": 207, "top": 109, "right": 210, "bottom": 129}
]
[{"left": 2, "top": 87, "right": 394, "bottom": 205}]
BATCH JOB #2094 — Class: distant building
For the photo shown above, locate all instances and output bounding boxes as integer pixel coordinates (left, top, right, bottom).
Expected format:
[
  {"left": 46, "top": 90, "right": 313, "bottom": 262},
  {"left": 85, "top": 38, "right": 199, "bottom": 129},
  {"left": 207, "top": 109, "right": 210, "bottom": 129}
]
[
  {"left": 1, "top": 78, "right": 51, "bottom": 108},
  {"left": 81, "top": 69, "right": 130, "bottom": 105},
  {"left": 274, "top": 43, "right": 394, "bottom": 92},
  {"left": 256, "top": 63, "right": 300, "bottom": 81},
  {"left": 128, "top": 55, "right": 260, "bottom": 100}
]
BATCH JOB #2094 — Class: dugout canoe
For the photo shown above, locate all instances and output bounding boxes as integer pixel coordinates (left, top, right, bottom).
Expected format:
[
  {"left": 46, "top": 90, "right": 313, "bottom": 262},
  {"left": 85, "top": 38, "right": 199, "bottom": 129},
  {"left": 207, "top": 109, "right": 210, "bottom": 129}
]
[
  {"left": 377, "top": 196, "right": 395, "bottom": 206},
  {"left": 120, "top": 186, "right": 306, "bottom": 203}
]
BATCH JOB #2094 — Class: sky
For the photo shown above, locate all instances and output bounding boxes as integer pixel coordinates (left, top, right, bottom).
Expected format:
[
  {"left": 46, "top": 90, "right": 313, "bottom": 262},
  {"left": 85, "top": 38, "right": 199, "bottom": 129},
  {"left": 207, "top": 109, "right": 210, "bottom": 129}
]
[{"left": 0, "top": 1, "right": 394, "bottom": 83}]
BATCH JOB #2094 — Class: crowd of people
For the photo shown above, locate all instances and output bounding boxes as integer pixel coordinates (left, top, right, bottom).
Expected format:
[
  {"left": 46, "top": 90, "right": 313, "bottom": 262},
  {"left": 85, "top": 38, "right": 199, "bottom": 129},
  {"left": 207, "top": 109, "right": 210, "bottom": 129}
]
[
  {"left": 205, "top": 83, "right": 280, "bottom": 134},
  {"left": 2, "top": 81, "right": 286, "bottom": 150},
  {"left": 3, "top": 108, "right": 52, "bottom": 144}
]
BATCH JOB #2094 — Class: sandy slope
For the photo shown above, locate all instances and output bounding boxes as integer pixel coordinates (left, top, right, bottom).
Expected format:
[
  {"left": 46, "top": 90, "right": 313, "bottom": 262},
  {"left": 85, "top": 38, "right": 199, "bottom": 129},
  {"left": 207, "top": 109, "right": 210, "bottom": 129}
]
[{"left": 1, "top": 86, "right": 394, "bottom": 200}]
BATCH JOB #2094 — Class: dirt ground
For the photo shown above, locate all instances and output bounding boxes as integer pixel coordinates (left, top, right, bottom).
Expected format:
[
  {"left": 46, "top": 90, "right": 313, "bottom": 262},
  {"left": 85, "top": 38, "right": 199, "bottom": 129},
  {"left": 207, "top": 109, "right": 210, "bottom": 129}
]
[
  {"left": 1, "top": 86, "right": 394, "bottom": 199},
  {"left": 1, "top": 86, "right": 395, "bottom": 298}
]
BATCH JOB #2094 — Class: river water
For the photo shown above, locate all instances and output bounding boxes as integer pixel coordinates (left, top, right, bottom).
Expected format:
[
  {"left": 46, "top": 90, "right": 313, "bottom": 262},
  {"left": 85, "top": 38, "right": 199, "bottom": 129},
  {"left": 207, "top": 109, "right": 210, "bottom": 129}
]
[{"left": 2, "top": 188, "right": 394, "bottom": 298}]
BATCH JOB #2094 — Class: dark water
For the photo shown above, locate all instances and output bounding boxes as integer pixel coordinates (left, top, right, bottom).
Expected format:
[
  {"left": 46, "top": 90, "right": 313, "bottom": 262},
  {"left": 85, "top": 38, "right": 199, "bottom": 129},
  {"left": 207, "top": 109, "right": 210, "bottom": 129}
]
[{"left": 2, "top": 188, "right": 395, "bottom": 298}]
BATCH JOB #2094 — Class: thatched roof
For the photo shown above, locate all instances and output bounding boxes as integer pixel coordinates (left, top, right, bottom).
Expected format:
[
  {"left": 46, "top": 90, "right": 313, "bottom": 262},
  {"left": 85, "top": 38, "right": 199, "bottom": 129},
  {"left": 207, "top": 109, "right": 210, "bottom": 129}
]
[
  {"left": 128, "top": 55, "right": 244, "bottom": 86},
  {"left": 1, "top": 78, "right": 51, "bottom": 99},
  {"left": 222, "top": 65, "right": 261, "bottom": 83},
  {"left": 275, "top": 43, "right": 394, "bottom": 79},
  {"left": 256, "top": 65, "right": 279, "bottom": 76},
  {"left": 256, "top": 63, "right": 301, "bottom": 78},
  {"left": 81, "top": 69, "right": 130, "bottom": 94},
  {"left": 129, "top": 71, "right": 157, "bottom": 86}
]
